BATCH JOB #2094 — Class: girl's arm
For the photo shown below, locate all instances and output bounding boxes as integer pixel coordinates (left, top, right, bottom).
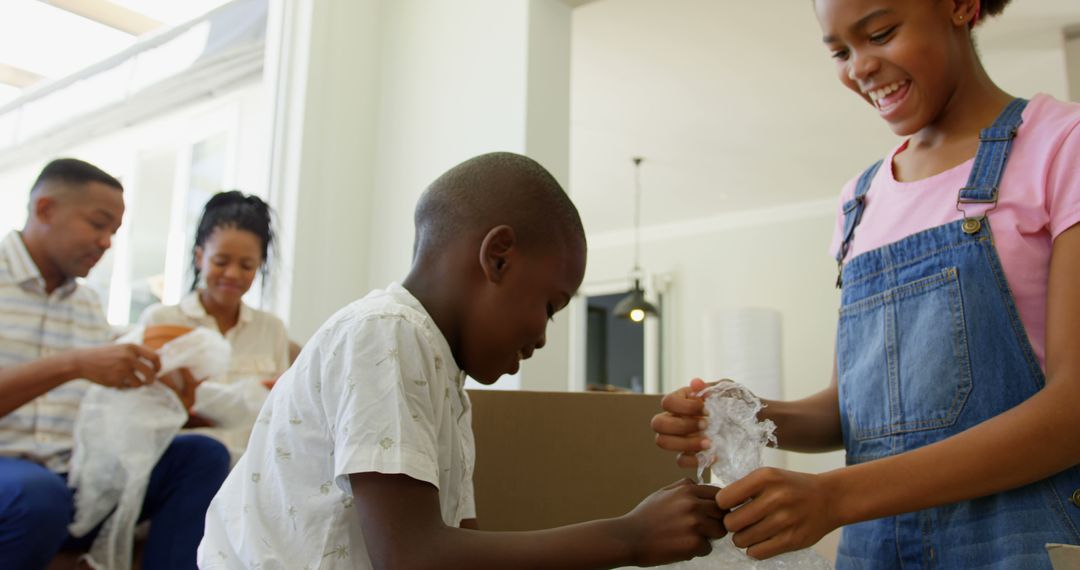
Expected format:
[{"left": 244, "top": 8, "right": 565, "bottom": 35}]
[
  {"left": 652, "top": 362, "right": 844, "bottom": 468},
  {"left": 719, "top": 224, "right": 1080, "bottom": 560},
  {"left": 350, "top": 473, "right": 727, "bottom": 570}
]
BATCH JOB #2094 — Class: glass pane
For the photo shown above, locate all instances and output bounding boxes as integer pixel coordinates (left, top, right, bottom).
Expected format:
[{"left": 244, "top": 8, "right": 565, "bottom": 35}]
[
  {"left": 181, "top": 131, "right": 229, "bottom": 292},
  {"left": 127, "top": 148, "right": 177, "bottom": 323},
  {"left": 585, "top": 292, "right": 644, "bottom": 392}
]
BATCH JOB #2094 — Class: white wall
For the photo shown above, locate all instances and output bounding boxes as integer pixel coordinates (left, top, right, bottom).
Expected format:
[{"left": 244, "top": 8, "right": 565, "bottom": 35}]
[
  {"left": 271, "top": 0, "right": 575, "bottom": 392},
  {"left": 1068, "top": 28, "right": 1080, "bottom": 102},
  {"left": 584, "top": 203, "right": 845, "bottom": 475}
]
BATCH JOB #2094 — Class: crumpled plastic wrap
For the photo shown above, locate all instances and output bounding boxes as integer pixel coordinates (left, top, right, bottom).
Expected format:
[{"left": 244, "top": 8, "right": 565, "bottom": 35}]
[
  {"left": 662, "top": 380, "right": 832, "bottom": 570},
  {"left": 67, "top": 326, "right": 231, "bottom": 570}
]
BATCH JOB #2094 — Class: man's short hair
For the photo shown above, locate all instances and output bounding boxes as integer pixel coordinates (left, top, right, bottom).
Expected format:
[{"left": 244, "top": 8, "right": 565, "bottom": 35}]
[{"left": 31, "top": 158, "right": 123, "bottom": 195}]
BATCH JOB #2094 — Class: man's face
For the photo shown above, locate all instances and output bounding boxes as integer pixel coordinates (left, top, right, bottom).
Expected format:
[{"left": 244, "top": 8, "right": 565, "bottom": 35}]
[{"left": 39, "top": 181, "right": 125, "bottom": 280}]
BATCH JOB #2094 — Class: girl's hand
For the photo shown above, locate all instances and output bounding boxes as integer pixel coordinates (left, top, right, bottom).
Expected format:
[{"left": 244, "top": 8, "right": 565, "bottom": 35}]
[
  {"left": 620, "top": 479, "right": 728, "bottom": 566},
  {"left": 718, "top": 467, "right": 842, "bottom": 560},
  {"left": 651, "top": 378, "right": 713, "bottom": 468}
]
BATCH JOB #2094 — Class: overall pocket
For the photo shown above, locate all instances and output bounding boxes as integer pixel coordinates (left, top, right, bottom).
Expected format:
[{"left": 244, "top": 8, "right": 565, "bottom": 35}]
[{"left": 837, "top": 267, "right": 973, "bottom": 441}]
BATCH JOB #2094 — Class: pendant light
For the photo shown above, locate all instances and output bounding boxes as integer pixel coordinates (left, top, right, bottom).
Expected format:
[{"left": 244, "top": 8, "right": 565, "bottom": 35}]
[{"left": 614, "top": 157, "right": 659, "bottom": 323}]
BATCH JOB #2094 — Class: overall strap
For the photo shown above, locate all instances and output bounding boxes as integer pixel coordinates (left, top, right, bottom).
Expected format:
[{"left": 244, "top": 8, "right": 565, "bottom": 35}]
[
  {"left": 956, "top": 98, "right": 1028, "bottom": 233},
  {"left": 835, "top": 160, "right": 882, "bottom": 287}
]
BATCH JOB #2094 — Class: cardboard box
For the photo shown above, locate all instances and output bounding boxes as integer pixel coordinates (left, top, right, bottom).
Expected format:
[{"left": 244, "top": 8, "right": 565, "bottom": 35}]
[{"left": 468, "top": 390, "right": 696, "bottom": 531}]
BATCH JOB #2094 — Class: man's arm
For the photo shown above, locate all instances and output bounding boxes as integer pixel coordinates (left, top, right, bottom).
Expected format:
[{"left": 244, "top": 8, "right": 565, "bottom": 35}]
[
  {"left": 0, "top": 344, "right": 161, "bottom": 418},
  {"left": 351, "top": 473, "right": 726, "bottom": 570}
]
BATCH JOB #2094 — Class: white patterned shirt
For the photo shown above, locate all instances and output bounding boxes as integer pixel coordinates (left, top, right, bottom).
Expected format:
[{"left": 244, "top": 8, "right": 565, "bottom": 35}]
[
  {"left": 199, "top": 283, "right": 476, "bottom": 570},
  {"left": 0, "top": 231, "right": 112, "bottom": 472}
]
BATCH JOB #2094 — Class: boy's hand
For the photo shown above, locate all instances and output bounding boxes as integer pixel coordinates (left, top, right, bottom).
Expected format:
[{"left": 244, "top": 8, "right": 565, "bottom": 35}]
[
  {"left": 69, "top": 344, "right": 161, "bottom": 389},
  {"left": 621, "top": 479, "right": 727, "bottom": 566},
  {"left": 651, "top": 378, "right": 713, "bottom": 468},
  {"left": 718, "top": 467, "right": 840, "bottom": 560}
]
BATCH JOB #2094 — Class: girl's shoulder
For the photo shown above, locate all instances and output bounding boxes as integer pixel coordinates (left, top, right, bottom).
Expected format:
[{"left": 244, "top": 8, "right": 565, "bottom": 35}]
[{"left": 1024, "top": 94, "right": 1080, "bottom": 135}]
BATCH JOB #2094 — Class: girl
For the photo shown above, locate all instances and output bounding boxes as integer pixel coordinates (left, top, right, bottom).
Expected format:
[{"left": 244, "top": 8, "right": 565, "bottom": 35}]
[
  {"left": 653, "top": 0, "right": 1080, "bottom": 567},
  {"left": 140, "top": 191, "right": 292, "bottom": 459}
]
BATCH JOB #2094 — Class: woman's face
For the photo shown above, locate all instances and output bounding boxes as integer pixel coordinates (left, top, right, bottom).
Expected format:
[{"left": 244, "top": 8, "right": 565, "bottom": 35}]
[
  {"left": 816, "top": 0, "right": 971, "bottom": 136},
  {"left": 195, "top": 226, "right": 263, "bottom": 308}
]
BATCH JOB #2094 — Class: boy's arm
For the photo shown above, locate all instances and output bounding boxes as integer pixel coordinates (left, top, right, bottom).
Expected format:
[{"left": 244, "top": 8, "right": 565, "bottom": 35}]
[
  {"left": 351, "top": 472, "right": 726, "bottom": 570},
  {"left": 651, "top": 364, "right": 844, "bottom": 468}
]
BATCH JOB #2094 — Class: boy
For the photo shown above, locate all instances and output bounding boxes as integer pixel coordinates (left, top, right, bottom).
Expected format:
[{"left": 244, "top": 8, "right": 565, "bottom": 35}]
[{"left": 199, "top": 152, "right": 724, "bottom": 569}]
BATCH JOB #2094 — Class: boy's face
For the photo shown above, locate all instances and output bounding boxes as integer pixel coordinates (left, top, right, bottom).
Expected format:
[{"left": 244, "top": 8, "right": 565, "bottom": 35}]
[{"left": 463, "top": 238, "right": 586, "bottom": 384}]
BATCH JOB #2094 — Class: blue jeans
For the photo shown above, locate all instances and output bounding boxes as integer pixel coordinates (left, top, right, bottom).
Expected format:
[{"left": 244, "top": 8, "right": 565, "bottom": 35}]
[{"left": 0, "top": 434, "right": 230, "bottom": 570}]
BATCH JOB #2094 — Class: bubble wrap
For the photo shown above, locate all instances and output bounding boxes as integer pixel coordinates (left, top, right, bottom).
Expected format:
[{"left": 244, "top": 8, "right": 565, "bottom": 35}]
[
  {"left": 661, "top": 380, "right": 832, "bottom": 570},
  {"left": 66, "top": 326, "right": 231, "bottom": 570}
]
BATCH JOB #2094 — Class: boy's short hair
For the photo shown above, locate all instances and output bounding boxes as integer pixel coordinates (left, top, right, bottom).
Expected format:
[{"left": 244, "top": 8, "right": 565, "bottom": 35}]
[
  {"left": 31, "top": 158, "right": 123, "bottom": 195},
  {"left": 413, "top": 152, "right": 585, "bottom": 258}
]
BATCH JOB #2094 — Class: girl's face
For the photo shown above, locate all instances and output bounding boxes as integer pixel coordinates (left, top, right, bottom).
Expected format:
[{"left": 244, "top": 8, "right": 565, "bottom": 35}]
[
  {"left": 195, "top": 226, "right": 263, "bottom": 308},
  {"left": 816, "top": 0, "right": 971, "bottom": 136}
]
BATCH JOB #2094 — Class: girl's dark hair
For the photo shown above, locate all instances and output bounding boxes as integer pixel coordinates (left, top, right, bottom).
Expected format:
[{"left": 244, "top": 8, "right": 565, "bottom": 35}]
[
  {"left": 191, "top": 190, "right": 275, "bottom": 291},
  {"left": 979, "top": 0, "right": 1012, "bottom": 20}
]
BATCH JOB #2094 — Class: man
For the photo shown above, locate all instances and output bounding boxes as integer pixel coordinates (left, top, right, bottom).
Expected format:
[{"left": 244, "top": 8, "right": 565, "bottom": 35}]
[{"left": 0, "top": 158, "right": 230, "bottom": 569}]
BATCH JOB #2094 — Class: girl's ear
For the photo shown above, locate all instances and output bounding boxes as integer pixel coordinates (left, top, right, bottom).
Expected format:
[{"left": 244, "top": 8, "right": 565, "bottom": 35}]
[
  {"left": 479, "top": 225, "right": 516, "bottom": 284},
  {"left": 947, "top": 0, "right": 980, "bottom": 27},
  {"left": 194, "top": 245, "right": 205, "bottom": 269}
]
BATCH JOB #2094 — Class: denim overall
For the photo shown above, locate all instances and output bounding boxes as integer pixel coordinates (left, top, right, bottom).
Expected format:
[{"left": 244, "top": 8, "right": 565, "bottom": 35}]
[{"left": 834, "top": 98, "right": 1080, "bottom": 568}]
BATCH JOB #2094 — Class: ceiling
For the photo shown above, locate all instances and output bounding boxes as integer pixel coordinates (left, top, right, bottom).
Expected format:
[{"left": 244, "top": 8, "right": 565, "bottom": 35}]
[
  {"left": 0, "top": 0, "right": 232, "bottom": 106},
  {"left": 570, "top": 0, "right": 1080, "bottom": 234}
]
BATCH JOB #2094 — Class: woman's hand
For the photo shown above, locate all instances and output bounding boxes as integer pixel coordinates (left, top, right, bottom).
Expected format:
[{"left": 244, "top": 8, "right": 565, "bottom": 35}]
[
  {"left": 158, "top": 367, "right": 200, "bottom": 410},
  {"left": 718, "top": 467, "right": 842, "bottom": 560},
  {"left": 651, "top": 378, "right": 713, "bottom": 468}
]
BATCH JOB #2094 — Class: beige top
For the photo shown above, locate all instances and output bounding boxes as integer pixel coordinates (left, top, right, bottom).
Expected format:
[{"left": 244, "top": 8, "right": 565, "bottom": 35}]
[{"left": 139, "top": 291, "right": 291, "bottom": 459}]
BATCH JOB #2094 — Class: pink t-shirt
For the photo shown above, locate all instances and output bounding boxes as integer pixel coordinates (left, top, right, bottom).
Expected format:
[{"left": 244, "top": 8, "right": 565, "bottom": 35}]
[{"left": 830, "top": 94, "right": 1080, "bottom": 371}]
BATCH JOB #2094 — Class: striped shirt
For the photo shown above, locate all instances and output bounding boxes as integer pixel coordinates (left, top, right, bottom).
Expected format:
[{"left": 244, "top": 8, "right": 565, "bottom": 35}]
[{"left": 0, "top": 230, "right": 111, "bottom": 472}]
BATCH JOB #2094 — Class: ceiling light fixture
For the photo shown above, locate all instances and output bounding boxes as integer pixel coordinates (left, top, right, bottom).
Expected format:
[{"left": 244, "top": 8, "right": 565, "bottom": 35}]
[{"left": 614, "top": 156, "right": 659, "bottom": 323}]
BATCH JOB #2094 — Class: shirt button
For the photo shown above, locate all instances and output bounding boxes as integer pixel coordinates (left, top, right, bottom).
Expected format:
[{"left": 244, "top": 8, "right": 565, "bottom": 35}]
[{"left": 1071, "top": 489, "right": 1080, "bottom": 509}]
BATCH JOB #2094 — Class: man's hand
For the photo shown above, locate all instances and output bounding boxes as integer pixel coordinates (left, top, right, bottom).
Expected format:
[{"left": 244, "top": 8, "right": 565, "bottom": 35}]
[{"left": 68, "top": 343, "right": 161, "bottom": 389}]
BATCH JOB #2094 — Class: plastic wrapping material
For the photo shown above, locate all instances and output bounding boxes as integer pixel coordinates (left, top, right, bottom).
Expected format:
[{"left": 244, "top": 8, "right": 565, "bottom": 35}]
[
  {"left": 157, "top": 327, "right": 232, "bottom": 381},
  {"left": 67, "top": 383, "right": 187, "bottom": 570},
  {"left": 660, "top": 380, "right": 832, "bottom": 570},
  {"left": 694, "top": 381, "right": 777, "bottom": 487},
  {"left": 66, "top": 326, "right": 231, "bottom": 570}
]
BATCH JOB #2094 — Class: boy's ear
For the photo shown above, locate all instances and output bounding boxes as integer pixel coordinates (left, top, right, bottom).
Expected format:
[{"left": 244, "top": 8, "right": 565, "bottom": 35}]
[{"left": 479, "top": 225, "right": 515, "bottom": 284}]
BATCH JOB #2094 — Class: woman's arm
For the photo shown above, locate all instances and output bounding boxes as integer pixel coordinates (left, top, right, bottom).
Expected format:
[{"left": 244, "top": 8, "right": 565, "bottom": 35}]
[
  {"left": 719, "top": 223, "right": 1080, "bottom": 559},
  {"left": 350, "top": 473, "right": 726, "bottom": 570}
]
